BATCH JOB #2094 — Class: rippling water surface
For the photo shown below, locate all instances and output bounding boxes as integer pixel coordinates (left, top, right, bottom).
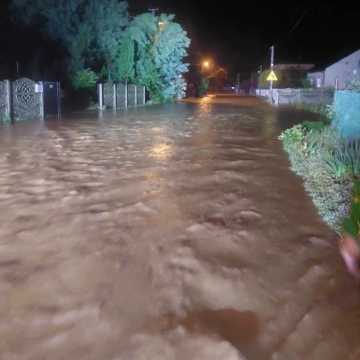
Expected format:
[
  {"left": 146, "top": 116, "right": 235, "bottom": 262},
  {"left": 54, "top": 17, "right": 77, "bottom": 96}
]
[{"left": 1, "top": 96, "right": 359, "bottom": 360}]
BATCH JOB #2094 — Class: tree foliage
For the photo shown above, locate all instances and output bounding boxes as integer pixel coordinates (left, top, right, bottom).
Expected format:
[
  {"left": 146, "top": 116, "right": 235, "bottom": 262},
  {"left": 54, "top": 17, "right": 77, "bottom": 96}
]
[
  {"left": 11, "top": 1, "right": 190, "bottom": 101},
  {"left": 113, "top": 34, "right": 135, "bottom": 82},
  {"left": 127, "top": 13, "right": 190, "bottom": 101},
  {"left": 11, "top": 0, "right": 128, "bottom": 82}
]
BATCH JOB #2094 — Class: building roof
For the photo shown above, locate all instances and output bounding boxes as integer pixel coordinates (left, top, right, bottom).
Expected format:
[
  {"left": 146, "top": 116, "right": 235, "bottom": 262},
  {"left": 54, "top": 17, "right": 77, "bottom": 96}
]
[
  {"left": 273, "top": 64, "right": 315, "bottom": 71},
  {"left": 326, "top": 49, "right": 360, "bottom": 69}
]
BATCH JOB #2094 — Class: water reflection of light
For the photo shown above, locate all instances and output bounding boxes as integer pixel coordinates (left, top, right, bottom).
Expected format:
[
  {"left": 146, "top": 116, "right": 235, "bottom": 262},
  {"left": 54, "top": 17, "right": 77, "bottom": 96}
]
[
  {"left": 199, "top": 96, "right": 214, "bottom": 115},
  {"left": 150, "top": 142, "right": 173, "bottom": 160},
  {"left": 200, "top": 95, "right": 215, "bottom": 104}
]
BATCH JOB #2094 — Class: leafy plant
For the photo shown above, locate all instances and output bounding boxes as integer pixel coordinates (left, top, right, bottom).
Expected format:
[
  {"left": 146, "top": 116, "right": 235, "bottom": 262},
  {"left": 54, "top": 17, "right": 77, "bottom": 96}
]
[
  {"left": 71, "top": 68, "right": 98, "bottom": 89},
  {"left": 128, "top": 12, "right": 190, "bottom": 102},
  {"left": 329, "top": 140, "right": 360, "bottom": 178},
  {"left": 302, "top": 120, "right": 327, "bottom": 133},
  {"left": 113, "top": 34, "right": 135, "bottom": 82},
  {"left": 342, "top": 180, "right": 360, "bottom": 238},
  {"left": 279, "top": 123, "right": 354, "bottom": 232}
]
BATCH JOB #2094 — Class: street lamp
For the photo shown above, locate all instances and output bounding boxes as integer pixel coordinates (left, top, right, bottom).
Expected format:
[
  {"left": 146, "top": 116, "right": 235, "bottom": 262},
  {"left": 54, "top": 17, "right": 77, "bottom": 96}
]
[{"left": 202, "top": 60, "right": 210, "bottom": 69}]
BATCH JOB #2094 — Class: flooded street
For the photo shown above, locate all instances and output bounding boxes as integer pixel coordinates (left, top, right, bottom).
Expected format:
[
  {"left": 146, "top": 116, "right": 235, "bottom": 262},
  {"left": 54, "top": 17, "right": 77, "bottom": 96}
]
[{"left": 1, "top": 95, "right": 360, "bottom": 359}]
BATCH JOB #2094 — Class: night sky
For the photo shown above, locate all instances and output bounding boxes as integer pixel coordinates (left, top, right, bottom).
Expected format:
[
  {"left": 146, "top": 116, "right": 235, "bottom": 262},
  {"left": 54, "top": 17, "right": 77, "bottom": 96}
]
[
  {"left": 1, "top": 0, "right": 359, "bottom": 81},
  {"left": 130, "top": 0, "right": 360, "bottom": 79}
]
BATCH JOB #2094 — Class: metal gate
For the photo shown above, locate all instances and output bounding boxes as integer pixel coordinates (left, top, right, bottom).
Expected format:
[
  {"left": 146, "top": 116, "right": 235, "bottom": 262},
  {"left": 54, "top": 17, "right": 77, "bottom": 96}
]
[{"left": 43, "top": 81, "right": 61, "bottom": 118}]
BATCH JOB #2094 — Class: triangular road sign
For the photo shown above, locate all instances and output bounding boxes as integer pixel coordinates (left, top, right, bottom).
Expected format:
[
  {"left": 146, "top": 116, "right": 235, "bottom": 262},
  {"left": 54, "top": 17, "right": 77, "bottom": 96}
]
[{"left": 267, "top": 70, "right": 278, "bottom": 81}]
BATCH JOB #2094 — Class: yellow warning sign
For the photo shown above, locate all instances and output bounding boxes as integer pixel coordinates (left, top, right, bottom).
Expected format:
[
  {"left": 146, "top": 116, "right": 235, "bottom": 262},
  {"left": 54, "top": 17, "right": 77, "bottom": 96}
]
[{"left": 266, "top": 70, "right": 278, "bottom": 81}]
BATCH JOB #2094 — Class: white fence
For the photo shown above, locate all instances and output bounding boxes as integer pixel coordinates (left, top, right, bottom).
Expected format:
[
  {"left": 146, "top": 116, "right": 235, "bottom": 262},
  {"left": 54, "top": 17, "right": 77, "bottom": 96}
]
[{"left": 98, "top": 82, "right": 146, "bottom": 110}]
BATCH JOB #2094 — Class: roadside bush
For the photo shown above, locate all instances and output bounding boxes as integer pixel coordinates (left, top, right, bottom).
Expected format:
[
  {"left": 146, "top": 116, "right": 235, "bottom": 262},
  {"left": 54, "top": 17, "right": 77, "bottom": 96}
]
[
  {"left": 279, "top": 123, "right": 354, "bottom": 232},
  {"left": 325, "top": 140, "right": 360, "bottom": 179},
  {"left": 342, "top": 180, "right": 360, "bottom": 238},
  {"left": 71, "top": 68, "right": 99, "bottom": 90}
]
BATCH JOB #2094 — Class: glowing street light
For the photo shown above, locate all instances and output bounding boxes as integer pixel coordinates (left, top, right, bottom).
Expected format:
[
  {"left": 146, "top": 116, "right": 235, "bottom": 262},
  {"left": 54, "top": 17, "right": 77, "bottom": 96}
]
[{"left": 202, "top": 60, "right": 210, "bottom": 69}]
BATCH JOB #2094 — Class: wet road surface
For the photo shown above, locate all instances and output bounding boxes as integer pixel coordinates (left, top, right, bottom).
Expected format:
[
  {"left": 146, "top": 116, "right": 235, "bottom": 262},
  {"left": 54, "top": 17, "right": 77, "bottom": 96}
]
[{"left": 1, "top": 95, "right": 360, "bottom": 359}]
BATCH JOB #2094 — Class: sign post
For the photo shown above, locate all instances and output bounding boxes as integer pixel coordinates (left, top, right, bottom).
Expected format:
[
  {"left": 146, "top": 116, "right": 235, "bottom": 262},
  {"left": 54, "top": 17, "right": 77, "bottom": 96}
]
[{"left": 266, "top": 46, "right": 278, "bottom": 103}]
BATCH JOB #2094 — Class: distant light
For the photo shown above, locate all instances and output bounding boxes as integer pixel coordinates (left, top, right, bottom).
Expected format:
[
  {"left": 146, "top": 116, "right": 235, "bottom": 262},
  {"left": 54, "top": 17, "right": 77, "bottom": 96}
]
[
  {"left": 202, "top": 60, "right": 210, "bottom": 69},
  {"left": 158, "top": 21, "right": 165, "bottom": 30}
]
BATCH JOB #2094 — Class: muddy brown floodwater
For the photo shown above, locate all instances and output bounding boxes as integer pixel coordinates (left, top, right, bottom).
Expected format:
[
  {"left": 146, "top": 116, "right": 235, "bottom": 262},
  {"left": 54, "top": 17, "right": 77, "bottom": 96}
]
[{"left": 1, "top": 95, "right": 360, "bottom": 360}]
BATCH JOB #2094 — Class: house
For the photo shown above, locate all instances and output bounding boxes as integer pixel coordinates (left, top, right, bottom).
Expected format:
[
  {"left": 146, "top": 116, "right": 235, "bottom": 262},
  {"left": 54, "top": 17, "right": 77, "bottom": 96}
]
[
  {"left": 307, "top": 70, "right": 325, "bottom": 88},
  {"left": 258, "top": 64, "right": 315, "bottom": 89},
  {"left": 307, "top": 49, "right": 360, "bottom": 89},
  {"left": 273, "top": 64, "right": 315, "bottom": 71}
]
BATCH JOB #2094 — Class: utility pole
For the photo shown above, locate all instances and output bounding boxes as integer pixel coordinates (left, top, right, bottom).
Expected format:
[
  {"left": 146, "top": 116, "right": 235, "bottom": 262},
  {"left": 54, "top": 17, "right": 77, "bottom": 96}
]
[{"left": 269, "top": 45, "right": 275, "bottom": 102}]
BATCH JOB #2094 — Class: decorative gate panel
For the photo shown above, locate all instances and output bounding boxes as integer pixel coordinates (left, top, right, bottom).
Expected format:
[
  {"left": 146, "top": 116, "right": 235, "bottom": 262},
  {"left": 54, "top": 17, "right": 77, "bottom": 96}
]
[{"left": 12, "top": 78, "right": 43, "bottom": 121}]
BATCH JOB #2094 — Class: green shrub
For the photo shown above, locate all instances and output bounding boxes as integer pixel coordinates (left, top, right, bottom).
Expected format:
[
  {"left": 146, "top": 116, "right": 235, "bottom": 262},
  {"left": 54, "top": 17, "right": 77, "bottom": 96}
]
[
  {"left": 329, "top": 140, "right": 360, "bottom": 178},
  {"left": 342, "top": 180, "right": 360, "bottom": 238},
  {"left": 279, "top": 124, "right": 353, "bottom": 232},
  {"left": 71, "top": 68, "right": 99, "bottom": 90},
  {"left": 302, "top": 120, "right": 327, "bottom": 133}
]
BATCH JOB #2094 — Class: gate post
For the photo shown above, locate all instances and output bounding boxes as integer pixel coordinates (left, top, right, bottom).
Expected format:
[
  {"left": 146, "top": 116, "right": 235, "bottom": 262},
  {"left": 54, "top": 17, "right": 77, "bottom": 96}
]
[{"left": 0, "top": 80, "right": 11, "bottom": 121}]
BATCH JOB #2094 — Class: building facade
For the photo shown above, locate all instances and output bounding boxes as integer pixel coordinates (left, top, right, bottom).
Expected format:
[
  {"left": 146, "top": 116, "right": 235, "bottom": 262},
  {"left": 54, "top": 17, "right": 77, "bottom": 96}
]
[
  {"left": 307, "top": 71, "right": 325, "bottom": 88},
  {"left": 307, "top": 49, "right": 360, "bottom": 89}
]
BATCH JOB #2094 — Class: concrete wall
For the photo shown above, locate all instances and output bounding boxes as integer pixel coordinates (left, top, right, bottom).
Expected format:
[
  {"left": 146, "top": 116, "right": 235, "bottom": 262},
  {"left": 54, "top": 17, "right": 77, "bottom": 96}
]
[
  {"left": 325, "top": 50, "right": 360, "bottom": 89},
  {"left": 333, "top": 90, "right": 360, "bottom": 139},
  {"left": 103, "top": 82, "right": 116, "bottom": 109},
  {"left": 116, "top": 83, "right": 127, "bottom": 109},
  {"left": 256, "top": 88, "right": 334, "bottom": 106},
  {"left": 136, "top": 85, "right": 146, "bottom": 106}
]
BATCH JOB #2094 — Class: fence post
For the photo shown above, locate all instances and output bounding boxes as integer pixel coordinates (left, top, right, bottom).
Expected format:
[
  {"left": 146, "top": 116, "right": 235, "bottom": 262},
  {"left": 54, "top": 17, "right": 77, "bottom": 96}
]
[
  {"left": 98, "top": 83, "right": 103, "bottom": 110},
  {"left": 143, "top": 86, "right": 146, "bottom": 105},
  {"left": 39, "top": 81, "right": 44, "bottom": 121},
  {"left": 112, "top": 83, "right": 117, "bottom": 109},
  {"left": 134, "top": 85, "right": 137, "bottom": 106},
  {"left": 125, "top": 80, "right": 128, "bottom": 109}
]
